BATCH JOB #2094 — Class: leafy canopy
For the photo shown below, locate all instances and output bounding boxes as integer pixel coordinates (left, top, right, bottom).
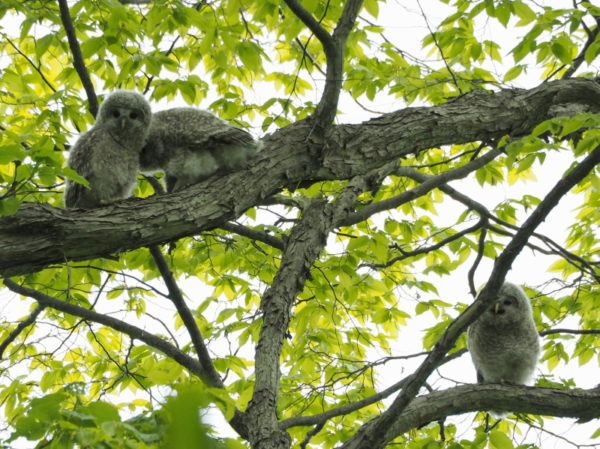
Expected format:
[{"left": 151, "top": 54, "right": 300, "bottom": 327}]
[{"left": 0, "top": 0, "right": 599, "bottom": 448}]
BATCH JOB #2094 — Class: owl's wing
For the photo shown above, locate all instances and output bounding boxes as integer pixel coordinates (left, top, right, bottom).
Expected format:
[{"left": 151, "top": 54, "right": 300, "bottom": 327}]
[{"left": 206, "top": 126, "right": 255, "bottom": 146}]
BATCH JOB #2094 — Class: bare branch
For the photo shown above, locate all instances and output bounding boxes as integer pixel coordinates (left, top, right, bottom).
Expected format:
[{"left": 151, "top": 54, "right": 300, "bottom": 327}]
[
  {"left": 147, "top": 245, "right": 224, "bottom": 389},
  {"left": 220, "top": 222, "right": 285, "bottom": 251},
  {"left": 339, "top": 147, "right": 502, "bottom": 227},
  {"left": 0, "top": 304, "right": 46, "bottom": 359},
  {"left": 57, "top": 0, "right": 98, "bottom": 117},
  {"left": 2, "top": 278, "right": 207, "bottom": 379}
]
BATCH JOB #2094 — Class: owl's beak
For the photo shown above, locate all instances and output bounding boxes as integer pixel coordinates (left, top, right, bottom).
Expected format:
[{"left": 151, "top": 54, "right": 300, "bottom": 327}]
[
  {"left": 494, "top": 302, "right": 501, "bottom": 314},
  {"left": 120, "top": 118, "right": 127, "bottom": 129}
]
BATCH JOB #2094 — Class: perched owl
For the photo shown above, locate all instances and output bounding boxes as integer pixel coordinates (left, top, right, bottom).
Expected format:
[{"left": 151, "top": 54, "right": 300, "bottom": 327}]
[
  {"left": 467, "top": 282, "right": 540, "bottom": 417},
  {"left": 139, "top": 108, "right": 261, "bottom": 192},
  {"left": 64, "top": 90, "right": 152, "bottom": 209}
]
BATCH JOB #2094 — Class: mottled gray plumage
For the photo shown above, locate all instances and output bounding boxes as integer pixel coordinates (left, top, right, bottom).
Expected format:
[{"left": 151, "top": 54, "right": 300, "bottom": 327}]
[
  {"left": 467, "top": 282, "right": 540, "bottom": 417},
  {"left": 64, "top": 90, "right": 152, "bottom": 209},
  {"left": 140, "top": 107, "right": 261, "bottom": 192}
]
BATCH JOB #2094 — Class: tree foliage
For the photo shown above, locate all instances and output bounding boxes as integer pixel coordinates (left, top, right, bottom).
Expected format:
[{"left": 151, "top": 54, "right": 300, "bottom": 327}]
[{"left": 0, "top": 0, "right": 599, "bottom": 448}]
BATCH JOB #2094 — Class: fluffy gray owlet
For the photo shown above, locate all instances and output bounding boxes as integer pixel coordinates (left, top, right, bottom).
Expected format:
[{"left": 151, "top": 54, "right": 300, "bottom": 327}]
[
  {"left": 139, "top": 108, "right": 261, "bottom": 192},
  {"left": 64, "top": 90, "right": 152, "bottom": 208},
  {"left": 467, "top": 282, "right": 540, "bottom": 417}
]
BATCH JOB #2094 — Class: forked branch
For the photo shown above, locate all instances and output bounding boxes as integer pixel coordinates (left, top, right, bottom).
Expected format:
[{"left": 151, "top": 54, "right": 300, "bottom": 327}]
[
  {"left": 341, "top": 143, "right": 600, "bottom": 449},
  {"left": 283, "top": 0, "right": 364, "bottom": 126}
]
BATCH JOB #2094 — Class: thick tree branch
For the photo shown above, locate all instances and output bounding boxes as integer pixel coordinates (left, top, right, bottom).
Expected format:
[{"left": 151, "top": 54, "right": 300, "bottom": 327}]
[
  {"left": 57, "top": 0, "right": 98, "bottom": 117},
  {"left": 540, "top": 328, "right": 600, "bottom": 336},
  {"left": 247, "top": 176, "right": 370, "bottom": 447},
  {"left": 2, "top": 79, "right": 600, "bottom": 277},
  {"left": 0, "top": 303, "right": 46, "bottom": 359},
  {"left": 341, "top": 143, "right": 600, "bottom": 449},
  {"left": 315, "top": 0, "right": 364, "bottom": 125},
  {"left": 384, "top": 384, "right": 600, "bottom": 441},
  {"left": 147, "top": 245, "right": 223, "bottom": 388}
]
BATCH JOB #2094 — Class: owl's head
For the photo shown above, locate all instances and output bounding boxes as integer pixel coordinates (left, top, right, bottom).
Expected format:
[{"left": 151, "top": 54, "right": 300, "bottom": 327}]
[
  {"left": 96, "top": 90, "right": 152, "bottom": 144},
  {"left": 481, "top": 282, "right": 532, "bottom": 326}
]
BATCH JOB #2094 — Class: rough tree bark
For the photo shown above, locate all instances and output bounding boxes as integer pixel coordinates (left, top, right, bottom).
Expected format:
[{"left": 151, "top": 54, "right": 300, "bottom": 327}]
[{"left": 2, "top": 78, "right": 600, "bottom": 277}]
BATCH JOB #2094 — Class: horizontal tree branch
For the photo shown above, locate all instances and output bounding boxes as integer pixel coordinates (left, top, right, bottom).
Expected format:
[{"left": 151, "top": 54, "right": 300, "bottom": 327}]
[
  {"left": 384, "top": 384, "right": 600, "bottom": 441},
  {"left": 2, "top": 79, "right": 600, "bottom": 277}
]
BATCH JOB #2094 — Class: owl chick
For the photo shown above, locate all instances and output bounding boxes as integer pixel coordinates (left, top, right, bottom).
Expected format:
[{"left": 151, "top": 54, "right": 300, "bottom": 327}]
[
  {"left": 64, "top": 90, "right": 152, "bottom": 209},
  {"left": 139, "top": 107, "right": 261, "bottom": 192},
  {"left": 467, "top": 282, "right": 540, "bottom": 417}
]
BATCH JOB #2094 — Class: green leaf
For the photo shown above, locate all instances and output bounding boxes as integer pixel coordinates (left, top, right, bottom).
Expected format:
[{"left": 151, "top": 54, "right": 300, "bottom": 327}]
[
  {"left": 0, "top": 197, "right": 20, "bottom": 216},
  {"left": 83, "top": 401, "right": 120, "bottom": 424},
  {"left": 490, "top": 430, "right": 514, "bottom": 449},
  {"left": 237, "top": 41, "right": 262, "bottom": 72}
]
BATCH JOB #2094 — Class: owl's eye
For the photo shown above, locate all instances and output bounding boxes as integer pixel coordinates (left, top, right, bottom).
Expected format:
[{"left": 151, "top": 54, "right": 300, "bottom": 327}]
[
  {"left": 129, "top": 111, "right": 138, "bottom": 120},
  {"left": 112, "top": 110, "right": 121, "bottom": 118},
  {"left": 503, "top": 299, "right": 512, "bottom": 306}
]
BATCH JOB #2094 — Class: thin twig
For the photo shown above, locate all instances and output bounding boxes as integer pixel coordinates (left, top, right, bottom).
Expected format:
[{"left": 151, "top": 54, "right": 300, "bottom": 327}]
[
  {"left": 0, "top": 304, "right": 47, "bottom": 359},
  {"left": 220, "top": 222, "right": 285, "bottom": 251},
  {"left": 4, "top": 36, "right": 56, "bottom": 93},
  {"left": 2, "top": 278, "right": 209, "bottom": 380},
  {"left": 364, "top": 217, "right": 487, "bottom": 270},
  {"left": 468, "top": 225, "right": 487, "bottom": 297}
]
